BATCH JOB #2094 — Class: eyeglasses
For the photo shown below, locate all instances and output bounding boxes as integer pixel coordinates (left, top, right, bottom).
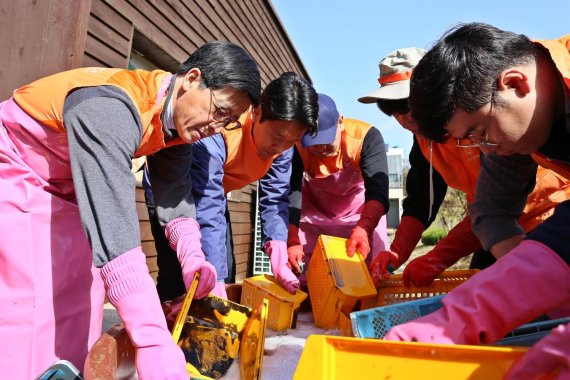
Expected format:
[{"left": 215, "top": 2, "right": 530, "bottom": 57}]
[
  {"left": 455, "top": 95, "right": 498, "bottom": 149},
  {"left": 455, "top": 132, "right": 498, "bottom": 148},
  {"left": 209, "top": 89, "right": 242, "bottom": 131}
]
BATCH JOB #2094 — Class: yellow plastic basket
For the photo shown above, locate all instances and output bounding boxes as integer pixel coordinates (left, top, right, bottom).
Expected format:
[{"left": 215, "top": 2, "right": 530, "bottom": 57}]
[
  {"left": 361, "top": 269, "right": 479, "bottom": 310},
  {"left": 240, "top": 274, "right": 308, "bottom": 331},
  {"left": 306, "top": 235, "right": 377, "bottom": 328},
  {"left": 294, "top": 335, "right": 528, "bottom": 380}
]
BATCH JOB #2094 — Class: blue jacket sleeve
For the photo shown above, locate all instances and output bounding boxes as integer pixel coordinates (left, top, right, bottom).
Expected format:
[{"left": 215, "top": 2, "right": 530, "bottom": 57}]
[
  {"left": 259, "top": 147, "right": 293, "bottom": 244},
  {"left": 190, "top": 135, "right": 229, "bottom": 280}
]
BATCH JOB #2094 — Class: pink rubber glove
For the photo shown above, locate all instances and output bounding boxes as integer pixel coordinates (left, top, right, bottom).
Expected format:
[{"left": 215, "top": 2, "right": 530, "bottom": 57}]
[
  {"left": 265, "top": 240, "right": 300, "bottom": 294},
  {"left": 384, "top": 240, "right": 570, "bottom": 345},
  {"left": 505, "top": 323, "right": 570, "bottom": 380},
  {"left": 403, "top": 216, "right": 481, "bottom": 287},
  {"left": 347, "top": 200, "right": 386, "bottom": 259},
  {"left": 101, "top": 247, "right": 187, "bottom": 379},
  {"left": 165, "top": 217, "right": 217, "bottom": 299},
  {"left": 369, "top": 216, "right": 425, "bottom": 286},
  {"left": 210, "top": 281, "right": 228, "bottom": 299},
  {"left": 287, "top": 224, "right": 305, "bottom": 275}
]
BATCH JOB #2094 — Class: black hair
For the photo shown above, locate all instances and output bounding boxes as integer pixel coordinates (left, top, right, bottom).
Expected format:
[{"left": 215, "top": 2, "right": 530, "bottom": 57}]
[
  {"left": 409, "top": 22, "right": 538, "bottom": 142},
  {"left": 376, "top": 98, "right": 410, "bottom": 117},
  {"left": 178, "top": 41, "right": 261, "bottom": 105},
  {"left": 258, "top": 72, "right": 319, "bottom": 135}
]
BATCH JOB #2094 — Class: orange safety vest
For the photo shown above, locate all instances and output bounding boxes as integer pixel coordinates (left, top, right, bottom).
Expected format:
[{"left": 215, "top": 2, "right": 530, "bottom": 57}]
[
  {"left": 222, "top": 111, "right": 277, "bottom": 193},
  {"left": 12, "top": 67, "right": 184, "bottom": 158},
  {"left": 416, "top": 137, "right": 480, "bottom": 202},
  {"left": 416, "top": 138, "right": 570, "bottom": 233},
  {"left": 296, "top": 118, "right": 372, "bottom": 177}
]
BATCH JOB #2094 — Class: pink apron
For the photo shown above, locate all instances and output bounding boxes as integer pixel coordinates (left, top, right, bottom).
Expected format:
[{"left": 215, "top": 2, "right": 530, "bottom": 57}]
[
  {"left": 0, "top": 98, "right": 105, "bottom": 378},
  {"left": 298, "top": 139, "right": 388, "bottom": 283}
]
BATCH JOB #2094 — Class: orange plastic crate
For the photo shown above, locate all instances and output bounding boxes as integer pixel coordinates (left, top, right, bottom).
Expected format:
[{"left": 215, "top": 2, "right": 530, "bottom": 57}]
[
  {"left": 338, "top": 311, "right": 354, "bottom": 337},
  {"left": 306, "top": 235, "right": 377, "bottom": 328},
  {"left": 361, "top": 269, "right": 479, "bottom": 310}
]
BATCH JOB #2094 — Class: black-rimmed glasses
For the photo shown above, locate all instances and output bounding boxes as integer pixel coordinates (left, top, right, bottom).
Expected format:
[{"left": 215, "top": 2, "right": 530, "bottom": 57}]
[{"left": 209, "top": 89, "right": 242, "bottom": 131}]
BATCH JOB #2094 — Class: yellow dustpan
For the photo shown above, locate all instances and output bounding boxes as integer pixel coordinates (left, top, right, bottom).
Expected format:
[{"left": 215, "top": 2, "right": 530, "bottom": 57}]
[
  {"left": 169, "top": 273, "right": 212, "bottom": 379},
  {"left": 239, "top": 298, "right": 269, "bottom": 380}
]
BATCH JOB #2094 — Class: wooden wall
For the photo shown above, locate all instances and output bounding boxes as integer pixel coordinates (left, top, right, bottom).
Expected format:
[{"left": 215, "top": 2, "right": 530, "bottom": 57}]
[
  {"left": 0, "top": 0, "right": 92, "bottom": 99},
  {"left": 0, "top": 0, "right": 308, "bottom": 283}
]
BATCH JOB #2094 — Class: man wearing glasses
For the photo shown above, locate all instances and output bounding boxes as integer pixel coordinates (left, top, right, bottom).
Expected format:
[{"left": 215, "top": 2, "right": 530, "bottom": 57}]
[
  {"left": 361, "top": 47, "right": 570, "bottom": 288},
  {"left": 383, "top": 23, "right": 570, "bottom": 379},
  {"left": 145, "top": 72, "right": 318, "bottom": 300},
  {"left": 0, "top": 41, "right": 260, "bottom": 379}
]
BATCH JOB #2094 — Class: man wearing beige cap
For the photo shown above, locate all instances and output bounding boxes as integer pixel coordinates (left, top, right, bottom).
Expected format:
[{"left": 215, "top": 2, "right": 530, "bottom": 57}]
[{"left": 359, "top": 47, "right": 570, "bottom": 288}]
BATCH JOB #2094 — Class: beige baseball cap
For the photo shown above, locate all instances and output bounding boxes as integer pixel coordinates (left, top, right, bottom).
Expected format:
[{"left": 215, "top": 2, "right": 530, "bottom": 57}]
[{"left": 358, "top": 47, "right": 426, "bottom": 103}]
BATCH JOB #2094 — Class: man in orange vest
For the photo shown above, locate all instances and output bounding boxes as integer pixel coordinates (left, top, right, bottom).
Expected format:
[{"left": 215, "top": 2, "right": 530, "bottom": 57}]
[
  {"left": 0, "top": 42, "right": 260, "bottom": 379},
  {"left": 360, "top": 47, "right": 570, "bottom": 289},
  {"left": 383, "top": 23, "right": 570, "bottom": 379},
  {"left": 145, "top": 72, "right": 318, "bottom": 299},
  {"left": 287, "top": 93, "right": 390, "bottom": 285}
]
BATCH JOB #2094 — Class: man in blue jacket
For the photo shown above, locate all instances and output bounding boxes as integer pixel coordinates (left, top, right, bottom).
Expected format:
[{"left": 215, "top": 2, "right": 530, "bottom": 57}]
[{"left": 145, "top": 72, "right": 318, "bottom": 299}]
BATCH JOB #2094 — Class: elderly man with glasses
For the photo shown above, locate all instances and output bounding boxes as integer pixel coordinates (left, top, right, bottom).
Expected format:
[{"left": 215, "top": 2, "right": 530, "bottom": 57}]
[
  {"left": 382, "top": 23, "right": 570, "bottom": 379},
  {"left": 144, "top": 72, "right": 319, "bottom": 300},
  {"left": 0, "top": 41, "right": 261, "bottom": 379}
]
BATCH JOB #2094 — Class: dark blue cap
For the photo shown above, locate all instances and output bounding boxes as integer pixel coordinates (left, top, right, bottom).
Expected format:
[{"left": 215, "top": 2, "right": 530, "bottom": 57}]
[{"left": 301, "top": 93, "right": 339, "bottom": 147}]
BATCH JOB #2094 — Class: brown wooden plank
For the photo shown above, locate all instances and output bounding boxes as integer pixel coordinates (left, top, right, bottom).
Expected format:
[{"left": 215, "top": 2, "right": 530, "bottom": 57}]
[
  {"left": 85, "top": 33, "right": 129, "bottom": 68},
  {"left": 82, "top": 53, "right": 108, "bottom": 68},
  {"left": 214, "top": 1, "right": 276, "bottom": 84},
  {"left": 255, "top": 0, "right": 301, "bottom": 74},
  {"left": 104, "top": 0, "right": 188, "bottom": 62},
  {"left": 140, "top": 220, "right": 154, "bottom": 241},
  {"left": 0, "top": 0, "right": 92, "bottom": 99},
  {"left": 229, "top": 211, "right": 250, "bottom": 224},
  {"left": 155, "top": 0, "right": 214, "bottom": 44},
  {"left": 234, "top": 252, "right": 249, "bottom": 265},
  {"left": 92, "top": 0, "right": 133, "bottom": 38},
  {"left": 262, "top": 0, "right": 310, "bottom": 78},
  {"left": 241, "top": 0, "right": 291, "bottom": 75},
  {"left": 141, "top": 241, "right": 158, "bottom": 257},
  {"left": 226, "top": 0, "right": 280, "bottom": 83},
  {"left": 232, "top": 234, "right": 252, "bottom": 245},
  {"left": 232, "top": 223, "right": 253, "bottom": 235},
  {"left": 135, "top": 187, "right": 146, "bottom": 202},
  {"left": 126, "top": 0, "right": 198, "bottom": 54},
  {"left": 145, "top": 256, "right": 159, "bottom": 272},
  {"left": 233, "top": 243, "right": 250, "bottom": 255},
  {"left": 236, "top": 262, "right": 248, "bottom": 276},
  {"left": 136, "top": 202, "right": 150, "bottom": 221},
  {"left": 87, "top": 14, "right": 131, "bottom": 56}
]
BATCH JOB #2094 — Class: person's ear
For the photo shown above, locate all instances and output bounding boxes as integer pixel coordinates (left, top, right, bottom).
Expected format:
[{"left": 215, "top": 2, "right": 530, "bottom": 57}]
[
  {"left": 338, "top": 115, "right": 344, "bottom": 124},
  {"left": 498, "top": 69, "right": 531, "bottom": 96},
  {"left": 181, "top": 68, "right": 202, "bottom": 91},
  {"left": 251, "top": 105, "right": 262, "bottom": 122}
]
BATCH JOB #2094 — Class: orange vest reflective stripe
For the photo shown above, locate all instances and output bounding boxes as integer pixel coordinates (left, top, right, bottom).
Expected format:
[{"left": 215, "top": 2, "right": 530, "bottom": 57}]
[
  {"left": 296, "top": 118, "right": 372, "bottom": 177},
  {"left": 12, "top": 67, "right": 184, "bottom": 158},
  {"left": 222, "top": 111, "right": 274, "bottom": 193}
]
